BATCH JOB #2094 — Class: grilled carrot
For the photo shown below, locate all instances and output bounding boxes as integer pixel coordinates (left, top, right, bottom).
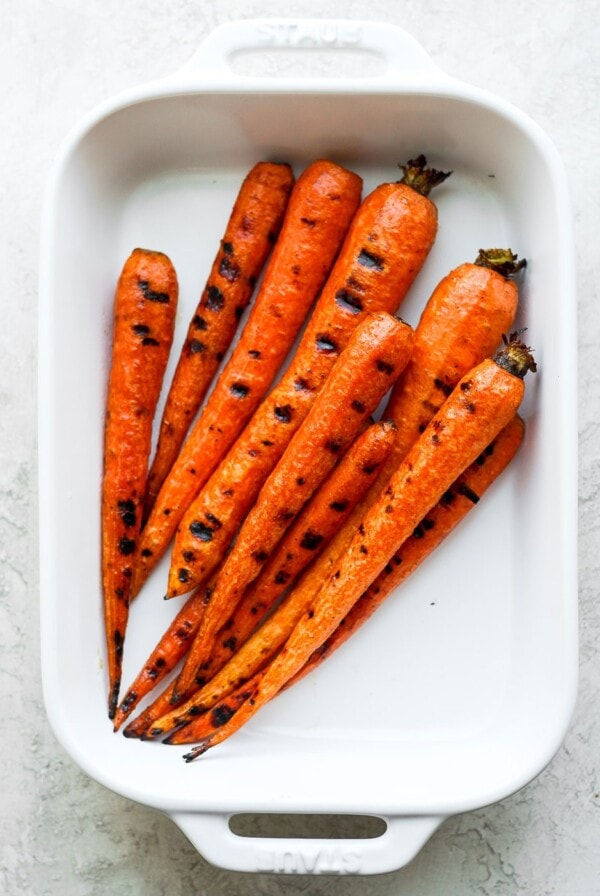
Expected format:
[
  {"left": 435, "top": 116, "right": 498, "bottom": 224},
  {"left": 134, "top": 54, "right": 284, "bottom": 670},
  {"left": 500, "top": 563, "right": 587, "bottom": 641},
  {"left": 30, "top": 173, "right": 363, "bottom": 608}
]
[
  {"left": 112, "top": 582, "right": 212, "bottom": 731},
  {"left": 273, "top": 248, "right": 526, "bottom": 614},
  {"left": 163, "top": 670, "right": 266, "bottom": 745},
  {"left": 179, "top": 337, "right": 537, "bottom": 756},
  {"left": 122, "top": 679, "right": 180, "bottom": 738},
  {"left": 204, "top": 419, "right": 396, "bottom": 676},
  {"left": 288, "top": 414, "right": 525, "bottom": 687},
  {"left": 141, "top": 588, "right": 310, "bottom": 739},
  {"left": 102, "top": 248, "right": 178, "bottom": 719},
  {"left": 165, "top": 416, "right": 524, "bottom": 747},
  {"left": 143, "top": 162, "right": 294, "bottom": 520},
  {"left": 167, "top": 155, "right": 448, "bottom": 597},
  {"left": 131, "top": 160, "right": 362, "bottom": 597},
  {"left": 141, "top": 247, "right": 525, "bottom": 738},
  {"left": 171, "top": 312, "right": 414, "bottom": 701},
  {"left": 383, "top": 248, "right": 526, "bottom": 471},
  {"left": 117, "top": 421, "right": 393, "bottom": 733}
]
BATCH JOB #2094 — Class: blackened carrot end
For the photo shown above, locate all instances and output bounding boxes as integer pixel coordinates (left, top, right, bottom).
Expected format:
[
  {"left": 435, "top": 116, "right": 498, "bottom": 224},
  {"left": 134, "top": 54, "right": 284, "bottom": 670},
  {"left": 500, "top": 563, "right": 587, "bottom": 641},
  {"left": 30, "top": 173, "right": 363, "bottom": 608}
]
[
  {"left": 475, "top": 248, "right": 527, "bottom": 279},
  {"left": 495, "top": 332, "right": 537, "bottom": 378},
  {"left": 183, "top": 743, "right": 210, "bottom": 762},
  {"left": 397, "top": 155, "right": 452, "bottom": 197},
  {"left": 108, "top": 681, "right": 120, "bottom": 721}
]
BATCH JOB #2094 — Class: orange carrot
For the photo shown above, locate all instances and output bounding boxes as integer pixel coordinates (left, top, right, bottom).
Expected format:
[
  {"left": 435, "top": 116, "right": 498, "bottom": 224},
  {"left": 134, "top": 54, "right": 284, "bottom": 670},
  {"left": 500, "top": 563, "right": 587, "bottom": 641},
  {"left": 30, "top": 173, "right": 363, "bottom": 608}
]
[
  {"left": 143, "top": 162, "right": 294, "bottom": 520},
  {"left": 116, "top": 421, "right": 394, "bottom": 733},
  {"left": 101, "top": 248, "right": 178, "bottom": 719},
  {"left": 179, "top": 337, "right": 537, "bottom": 757},
  {"left": 205, "top": 419, "right": 396, "bottom": 676},
  {"left": 165, "top": 415, "right": 525, "bottom": 744},
  {"left": 271, "top": 249, "right": 526, "bottom": 617},
  {"left": 122, "top": 679, "right": 180, "bottom": 738},
  {"left": 131, "top": 160, "right": 363, "bottom": 598},
  {"left": 287, "top": 414, "right": 525, "bottom": 687},
  {"left": 141, "top": 246, "right": 525, "bottom": 738},
  {"left": 167, "top": 156, "right": 448, "bottom": 598},
  {"left": 112, "top": 583, "right": 212, "bottom": 731},
  {"left": 163, "top": 670, "right": 266, "bottom": 746},
  {"left": 163, "top": 415, "right": 525, "bottom": 747},
  {"left": 171, "top": 312, "right": 414, "bottom": 701}
]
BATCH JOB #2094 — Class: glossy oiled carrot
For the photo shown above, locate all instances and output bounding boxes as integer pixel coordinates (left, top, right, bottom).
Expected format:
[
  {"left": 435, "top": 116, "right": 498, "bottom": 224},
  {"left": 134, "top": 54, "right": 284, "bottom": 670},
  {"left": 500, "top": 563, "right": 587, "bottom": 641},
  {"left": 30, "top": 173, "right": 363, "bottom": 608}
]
[
  {"left": 178, "top": 339, "right": 537, "bottom": 757},
  {"left": 167, "top": 156, "right": 448, "bottom": 598},
  {"left": 143, "top": 162, "right": 295, "bottom": 520},
  {"left": 204, "top": 419, "right": 397, "bottom": 676},
  {"left": 102, "top": 248, "right": 178, "bottom": 719},
  {"left": 137, "top": 415, "right": 523, "bottom": 742},
  {"left": 117, "top": 421, "right": 394, "bottom": 733},
  {"left": 112, "top": 582, "right": 212, "bottom": 731},
  {"left": 171, "top": 312, "right": 414, "bottom": 701},
  {"left": 287, "top": 414, "right": 525, "bottom": 688},
  {"left": 275, "top": 249, "right": 526, "bottom": 612},
  {"left": 131, "top": 160, "right": 363, "bottom": 597},
  {"left": 164, "top": 416, "right": 525, "bottom": 747},
  {"left": 163, "top": 670, "right": 266, "bottom": 746}
]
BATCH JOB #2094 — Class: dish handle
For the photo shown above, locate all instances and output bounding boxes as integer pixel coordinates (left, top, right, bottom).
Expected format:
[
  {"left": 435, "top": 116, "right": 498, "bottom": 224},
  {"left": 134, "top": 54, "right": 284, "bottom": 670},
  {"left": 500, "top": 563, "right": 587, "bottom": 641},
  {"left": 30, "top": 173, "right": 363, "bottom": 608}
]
[
  {"left": 170, "top": 810, "right": 445, "bottom": 874},
  {"left": 170, "top": 18, "right": 448, "bottom": 88}
]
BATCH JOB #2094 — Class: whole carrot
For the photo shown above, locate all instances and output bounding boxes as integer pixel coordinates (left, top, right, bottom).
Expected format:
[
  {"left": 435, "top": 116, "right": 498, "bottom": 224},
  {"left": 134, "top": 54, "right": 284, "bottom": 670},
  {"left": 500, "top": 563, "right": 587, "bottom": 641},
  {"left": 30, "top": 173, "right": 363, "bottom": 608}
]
[
  {"left": 102, "top": 248, "right": 178, "bottom": 719},
  {"left": 167, "top": 156, "right": 448, "bottom": 597},
  {"left": 180, "top": 337, "right": 537, "bottom": 756},
  {"left": 276, "top": 249, "right": 526, "bottom": 612},
  {"left": 143, "top": 162, "right": 295, "bottom": 520},
  {"left": 287, "top": 414, "right": 525, "bottom": 688},
  {"left": 163, "top": 670, "right": 266, "bottom": 746},
  {"left": 131, "top": 160, "right": 363, "bottom": 598},
  {"left": 205, "top": 419, "right": 397, "bottom": 676},
  {"left": 171, "top": 312, "right": 414, "bottom": 701},
  {"left": 116, "top": 419, "right": 394, "bottom": 732},
  {"left": 112, "top": 582, "right": 212, "bottom": 731},
  {"left": 164, "top": 416, "right": 525, "bottom": 747}
]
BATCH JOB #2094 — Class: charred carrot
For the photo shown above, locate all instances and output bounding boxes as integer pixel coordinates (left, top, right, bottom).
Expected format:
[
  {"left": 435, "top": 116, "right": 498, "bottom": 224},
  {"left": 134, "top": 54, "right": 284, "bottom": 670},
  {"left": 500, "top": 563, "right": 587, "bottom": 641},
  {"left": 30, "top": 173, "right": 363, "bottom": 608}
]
[
  {"left": 205, "top": 418, "right": 396, "bottom": 676},
  {"left": 102, "top": 248, "right": 178, "bottom": 719},
  {"left": 171, "top": 312, "right": 414, "bottom": 701},
  {"left": 143, "top": 162, "right": 295, "bottom": 520},
  {"left": 169, "top": 416, "right": 524, "bottom": 747},
  {"left": 288, "top": 414, "right": 525, "bottom": 687},
  {"left": 122, "top": 679, "right": 180, "bottom": 738},
  {"left": 131, "top": 160, "right": 363, "bottom": 597},
  {"left": 274, "top": 248, "right": 526, "bottom": 612},
  {"left": 112, "top": 583, "right": 212, "bottom": 731},
  {"left": 141, "top": 587, "right": 309, "bottom": 739},
  {"left": 168, "top": 155, "right": 448, "bottom": 597},
  {"left": 163, "top": 670, "right": 266, "bottom": 745},
  {"left": 143, "top": 248, "right": 524, "bottom": 737},
  {"left": 117, "top": 421, "right": 393, "bottom": 732},
  {"left": 383, "top": 248, "right": 526, "bottom": 471},
  {"left": 179, "top": 337, "right": 537, "bottom": 756}
]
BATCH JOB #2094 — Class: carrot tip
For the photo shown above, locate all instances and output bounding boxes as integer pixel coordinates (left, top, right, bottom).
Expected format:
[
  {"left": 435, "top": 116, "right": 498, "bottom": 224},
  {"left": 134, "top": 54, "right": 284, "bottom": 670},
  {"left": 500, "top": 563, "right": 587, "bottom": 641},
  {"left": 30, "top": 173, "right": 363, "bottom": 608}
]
[
  {"left": 183, "top": 743, "right": 210, "bottom": 762},
  {"left": 122, "top": 727, "right": 142, "bottom": 739}
]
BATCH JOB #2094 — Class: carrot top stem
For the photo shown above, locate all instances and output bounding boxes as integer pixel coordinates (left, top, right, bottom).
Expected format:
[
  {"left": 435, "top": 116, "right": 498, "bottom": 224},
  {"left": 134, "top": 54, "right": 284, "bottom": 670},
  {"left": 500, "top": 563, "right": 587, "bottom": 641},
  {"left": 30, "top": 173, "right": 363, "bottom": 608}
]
[
  {"left": 397, "top": 154, "right": 451, "bottom": 197},
  {"left": 495, "top": 333, "right": 537, "bottom": 378},
  {"left": 475, "top": 248, "right": 527, "bottom": 279}
]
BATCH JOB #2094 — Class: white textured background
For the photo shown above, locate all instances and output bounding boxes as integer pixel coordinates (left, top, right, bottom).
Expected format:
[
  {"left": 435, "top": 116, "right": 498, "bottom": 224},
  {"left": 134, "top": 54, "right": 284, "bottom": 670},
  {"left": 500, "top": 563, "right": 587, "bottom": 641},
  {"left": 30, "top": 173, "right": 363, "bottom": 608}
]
[{"left": 2, "top": 0, "right": 599, "bottom": 893}]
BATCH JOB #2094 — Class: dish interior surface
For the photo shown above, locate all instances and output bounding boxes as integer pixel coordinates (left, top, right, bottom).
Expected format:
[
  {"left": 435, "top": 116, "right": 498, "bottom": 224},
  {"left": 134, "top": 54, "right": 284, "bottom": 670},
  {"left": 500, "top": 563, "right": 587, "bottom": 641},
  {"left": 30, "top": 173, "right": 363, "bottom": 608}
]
[{"left": 40, "top": 88, "right": 576, "bottom": 814}]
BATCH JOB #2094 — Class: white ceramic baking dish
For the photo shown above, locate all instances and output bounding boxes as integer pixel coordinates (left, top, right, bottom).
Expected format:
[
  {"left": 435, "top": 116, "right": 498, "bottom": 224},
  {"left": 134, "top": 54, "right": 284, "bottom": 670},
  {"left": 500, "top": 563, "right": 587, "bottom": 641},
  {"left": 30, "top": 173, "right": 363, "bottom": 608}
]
[{"left": 39, "top": 19, "right": 578, "bottom": 875}]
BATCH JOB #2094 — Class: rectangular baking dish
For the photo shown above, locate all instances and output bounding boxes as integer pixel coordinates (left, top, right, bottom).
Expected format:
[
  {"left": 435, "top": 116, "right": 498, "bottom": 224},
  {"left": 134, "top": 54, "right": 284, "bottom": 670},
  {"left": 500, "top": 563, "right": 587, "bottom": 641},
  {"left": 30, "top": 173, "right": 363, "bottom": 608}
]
[{"left": 38, "top": 19, "right": 578, "bottom": 875}]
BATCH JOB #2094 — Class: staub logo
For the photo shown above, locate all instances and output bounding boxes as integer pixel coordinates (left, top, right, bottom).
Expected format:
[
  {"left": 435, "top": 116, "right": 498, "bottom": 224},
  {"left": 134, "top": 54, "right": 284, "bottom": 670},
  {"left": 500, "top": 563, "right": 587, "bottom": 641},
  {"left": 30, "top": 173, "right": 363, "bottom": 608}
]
[
  {"left": 257, "top": 21, "right": 362, "bottom": 49},
  {"left": 255, "top": 846, "right": 362, "bottom": 874}
]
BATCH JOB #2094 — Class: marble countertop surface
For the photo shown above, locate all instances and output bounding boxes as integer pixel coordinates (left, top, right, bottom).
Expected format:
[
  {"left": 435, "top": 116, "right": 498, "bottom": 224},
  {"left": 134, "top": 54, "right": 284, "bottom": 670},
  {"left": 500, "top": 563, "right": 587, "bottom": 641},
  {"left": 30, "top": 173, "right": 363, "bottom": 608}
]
[{"left": 2, "top": 1, "right": 598, "bottom": 893}]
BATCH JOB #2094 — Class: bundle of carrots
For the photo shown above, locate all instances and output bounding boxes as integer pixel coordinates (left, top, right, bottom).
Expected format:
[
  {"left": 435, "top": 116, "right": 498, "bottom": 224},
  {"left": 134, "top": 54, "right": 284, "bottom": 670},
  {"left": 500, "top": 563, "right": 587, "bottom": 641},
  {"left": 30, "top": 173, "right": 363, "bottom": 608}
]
[{"left": 101, "top": 155, "right": 535, "bottom": 758}]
